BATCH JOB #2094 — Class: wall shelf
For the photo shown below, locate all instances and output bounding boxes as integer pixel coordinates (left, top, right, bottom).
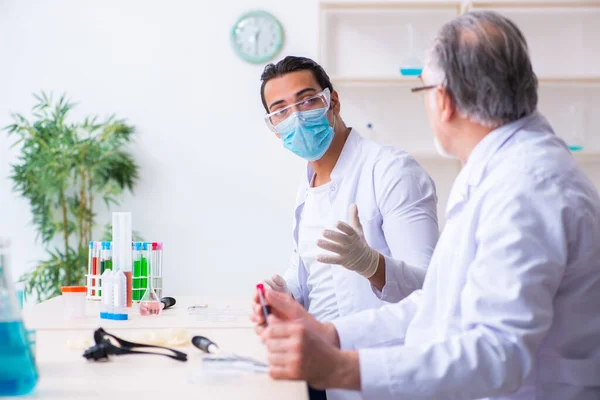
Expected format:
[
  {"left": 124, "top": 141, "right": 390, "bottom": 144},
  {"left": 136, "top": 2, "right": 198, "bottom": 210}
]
[
  {"left": 572, "top": 152, "right": 600, "bottom": 162},
  {"left": 320, "top": 1, "right": 462, "bottom": 11},
  {"left": 332, "top": 76, "right": 420, "bottom": 87},
  {"left": 538, "top": 77, "right": 600, "bottom": 85},
  {"left": 468, "top": 1, "right": 600, "bottom": 9},
  {"left": 331, "top": 76, "right": 600, "bottom": 88}
]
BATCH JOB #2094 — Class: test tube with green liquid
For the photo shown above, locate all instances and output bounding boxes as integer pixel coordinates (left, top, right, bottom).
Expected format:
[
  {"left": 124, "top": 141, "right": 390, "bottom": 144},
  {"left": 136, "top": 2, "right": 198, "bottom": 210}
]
[
  {"left": 141, "top": 242, "right": 151, "bottom": 296},
  {"left": 101, "top": 242, "right": 112, "bottom": 273},
  {"left": 132, "top": 242, "right": 142, "bottom": 301},
  {"left": 99, "top": 241, "right": 112, "bottom": 296}
]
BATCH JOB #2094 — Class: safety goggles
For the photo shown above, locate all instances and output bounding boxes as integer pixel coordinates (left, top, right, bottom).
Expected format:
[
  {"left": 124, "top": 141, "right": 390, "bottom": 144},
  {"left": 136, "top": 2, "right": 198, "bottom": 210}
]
[{"left": 264, "top": 88, "right": 331, "bottom": 132}]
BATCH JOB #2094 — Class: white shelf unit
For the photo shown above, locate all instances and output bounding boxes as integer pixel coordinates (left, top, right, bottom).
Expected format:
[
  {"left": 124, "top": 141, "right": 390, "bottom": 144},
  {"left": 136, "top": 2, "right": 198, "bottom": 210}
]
[
  {"left": 319, "top": 1, "right": 600, "bottom": 223},
  {"left": 467, "top": 1, "right": 600, "bottom": 178},
  {"left": 319, "top": 2, "right": 463, "bottom": 224}
]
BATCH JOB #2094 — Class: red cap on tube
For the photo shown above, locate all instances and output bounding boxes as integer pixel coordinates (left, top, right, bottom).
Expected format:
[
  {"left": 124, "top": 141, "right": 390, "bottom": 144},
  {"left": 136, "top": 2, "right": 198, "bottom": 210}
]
[{"left": 256, "top": 283, "right": 265, "bottom": 295}]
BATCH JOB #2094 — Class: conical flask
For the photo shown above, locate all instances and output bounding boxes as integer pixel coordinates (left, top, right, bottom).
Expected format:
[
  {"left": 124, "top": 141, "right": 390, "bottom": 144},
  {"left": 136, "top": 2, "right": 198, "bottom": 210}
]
[
  {"left": 0, "top": 239, "right": 38, "bottom": 395},
  {"left": 400, "top": 23, "right": 423, "bottom": 76},
  {"left": 139, "top": 244, "right": 161, "bottom": 317}
]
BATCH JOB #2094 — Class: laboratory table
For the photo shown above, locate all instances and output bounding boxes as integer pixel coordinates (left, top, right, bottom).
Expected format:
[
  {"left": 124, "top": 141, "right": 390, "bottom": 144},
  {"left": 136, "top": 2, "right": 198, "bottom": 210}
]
[
  {"left": 20, "top": 296, "right": 308, "bottom": 399},
  {"left": 23, "top": 295, "right": 255, "bottom": 330}
]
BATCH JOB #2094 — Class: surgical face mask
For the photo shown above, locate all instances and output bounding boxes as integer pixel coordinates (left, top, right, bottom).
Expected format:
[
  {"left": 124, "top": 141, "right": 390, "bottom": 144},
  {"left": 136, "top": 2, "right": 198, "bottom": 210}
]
[{"left": 275, "top": 109, "right": 335, "bottom": 162}]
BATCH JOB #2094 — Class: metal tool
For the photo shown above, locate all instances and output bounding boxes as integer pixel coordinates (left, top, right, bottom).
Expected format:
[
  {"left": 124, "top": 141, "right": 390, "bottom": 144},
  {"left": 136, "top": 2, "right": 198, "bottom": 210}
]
[{"left": 191, "top": 335, "right": 268, "bottom": 368}]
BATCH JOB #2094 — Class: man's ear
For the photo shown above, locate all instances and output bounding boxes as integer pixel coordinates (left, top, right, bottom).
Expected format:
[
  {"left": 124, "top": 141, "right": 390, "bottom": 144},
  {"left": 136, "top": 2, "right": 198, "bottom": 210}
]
[
  {"left": 438, "top": 87, "right": 455, "bottom": 123},
  {"left": 330, "top": 90, "right": 341, "bottom": 115}
]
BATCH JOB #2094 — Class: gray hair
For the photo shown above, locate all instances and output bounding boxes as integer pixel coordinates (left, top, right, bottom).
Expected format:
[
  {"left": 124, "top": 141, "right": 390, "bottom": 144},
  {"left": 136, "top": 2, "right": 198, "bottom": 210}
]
[{"left": 427, "top": 11, "right": 538, "bottom": 128}]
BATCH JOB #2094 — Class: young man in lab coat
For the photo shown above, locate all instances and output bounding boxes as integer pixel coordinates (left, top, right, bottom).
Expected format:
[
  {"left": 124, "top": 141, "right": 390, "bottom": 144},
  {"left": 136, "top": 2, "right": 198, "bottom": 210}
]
[
  {"left": 253, "top": 11, "right": 600, "bottom": 400},
  {"left": 260, "top": 56, "right": 439, "bottom": 320},
  {"left": 259, "top": 56, "right": 439, "bottom": 399}
]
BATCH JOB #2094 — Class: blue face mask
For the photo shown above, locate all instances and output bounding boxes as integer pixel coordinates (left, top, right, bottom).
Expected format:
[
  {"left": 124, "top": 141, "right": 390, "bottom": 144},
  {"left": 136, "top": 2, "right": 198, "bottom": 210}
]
[{"left": 275, "top": 109, "right": 335, "bottom": 162}]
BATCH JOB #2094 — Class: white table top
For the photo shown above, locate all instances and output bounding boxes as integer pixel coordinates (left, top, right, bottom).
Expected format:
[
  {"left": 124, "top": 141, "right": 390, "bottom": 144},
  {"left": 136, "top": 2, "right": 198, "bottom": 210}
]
[
  {"left": 23, "top": 295, "right": 255, "bottom": 330},
  {"left": 20, "top": 295, "right": 308, "bottom": 399},
  {"left": 28, "top": 328, "right": 307, "bottom": 400}
]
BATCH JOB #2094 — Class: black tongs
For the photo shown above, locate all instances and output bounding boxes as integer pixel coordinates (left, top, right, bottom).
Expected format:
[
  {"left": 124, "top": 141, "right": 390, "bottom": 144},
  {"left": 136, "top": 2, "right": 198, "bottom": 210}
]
[{"left": 83, "top": 328, "right": 187, "bottom": 362}]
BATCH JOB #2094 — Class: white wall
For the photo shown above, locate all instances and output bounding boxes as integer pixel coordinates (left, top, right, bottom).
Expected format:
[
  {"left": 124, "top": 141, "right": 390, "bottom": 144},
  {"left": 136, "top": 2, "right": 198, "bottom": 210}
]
[
  {"left": 4, "top": 1, "right": 599, "bottom": 302},
  {"left": 0, "top": 0, "right": 319, "bottom": 299}
]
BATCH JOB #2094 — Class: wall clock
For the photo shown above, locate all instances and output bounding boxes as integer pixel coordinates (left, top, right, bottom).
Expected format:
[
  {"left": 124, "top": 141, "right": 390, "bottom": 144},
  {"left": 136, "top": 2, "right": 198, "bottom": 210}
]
[{"left": 231, "top": 10, "right": 284, "bottom": 64}]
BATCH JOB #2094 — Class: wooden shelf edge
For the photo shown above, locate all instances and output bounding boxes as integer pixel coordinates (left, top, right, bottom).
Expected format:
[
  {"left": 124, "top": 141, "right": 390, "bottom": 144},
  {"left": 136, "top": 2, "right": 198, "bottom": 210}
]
[
  {"left": 572, "top": 152, "right": 600, "bottom": 160},
  {"left": 468, "top": 1, "right": 600, "bottom": 9},
  {"left": 331, "top": 76, "right": 600, "bottom": 87},
  {"left": 539, "top": 77, "right": 600, "bottom": 85},
  {"left": 332, "top": 76, "right": 420, "bottom": 87},
  {"left": 320, "top": 1, "right": 461, "bottom": 11}
]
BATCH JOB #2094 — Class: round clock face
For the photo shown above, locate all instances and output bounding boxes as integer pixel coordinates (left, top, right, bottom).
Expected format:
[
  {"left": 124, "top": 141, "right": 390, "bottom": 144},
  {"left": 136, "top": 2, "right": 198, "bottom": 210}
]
[{"left": 231, "top": 10, "right": 284, "bottom": 64}]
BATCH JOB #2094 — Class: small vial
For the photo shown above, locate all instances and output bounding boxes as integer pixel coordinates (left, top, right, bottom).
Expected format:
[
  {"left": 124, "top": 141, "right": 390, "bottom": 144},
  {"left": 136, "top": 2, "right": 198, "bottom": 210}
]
[
  {"left": 112, "top": 269, "right": 128, "bottom": 320},
  {"left": 100, "top": 269, "right": 114, "bottom": 319}
]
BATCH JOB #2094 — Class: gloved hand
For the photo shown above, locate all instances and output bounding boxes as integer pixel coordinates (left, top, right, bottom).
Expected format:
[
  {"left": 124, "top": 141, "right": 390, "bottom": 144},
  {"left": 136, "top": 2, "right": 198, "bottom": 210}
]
[
  {"left": 316, "top": 204, "right": 380, "bottom": 278},
  {"left": 263, "top": 274, "right": 292, "bottom": 296}
]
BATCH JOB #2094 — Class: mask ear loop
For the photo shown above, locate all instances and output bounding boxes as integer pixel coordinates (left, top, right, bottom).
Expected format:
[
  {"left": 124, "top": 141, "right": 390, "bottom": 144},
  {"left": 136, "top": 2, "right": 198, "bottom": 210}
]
[
  {"left": 83, "top": 328, "right": 188, "bottom": 362},
  {"left": 327, "top": 91, "right": 337, "bottom": 131}
]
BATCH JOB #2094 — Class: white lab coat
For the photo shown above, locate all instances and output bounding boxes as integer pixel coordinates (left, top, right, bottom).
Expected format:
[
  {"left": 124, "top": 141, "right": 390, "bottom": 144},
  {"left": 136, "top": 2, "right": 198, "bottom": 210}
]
[
  {"left": 333, "top": 113, "right": 600, "bottom": 399},
  {"left": 283, "top": 129, "right": 439, "bottom": 317}
]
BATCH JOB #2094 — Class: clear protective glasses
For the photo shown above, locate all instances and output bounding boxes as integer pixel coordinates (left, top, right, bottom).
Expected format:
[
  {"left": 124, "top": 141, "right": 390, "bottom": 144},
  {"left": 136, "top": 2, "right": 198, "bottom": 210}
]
[{"left": 264, "top": 88, "right": 331, "bottom": 132}]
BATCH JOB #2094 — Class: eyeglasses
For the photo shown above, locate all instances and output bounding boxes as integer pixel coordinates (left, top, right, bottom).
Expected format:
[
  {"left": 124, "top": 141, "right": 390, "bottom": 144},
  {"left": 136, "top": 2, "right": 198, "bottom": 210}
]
[
  {"left": 411, "top": 84, "right": 438, "bottom": 93},
  {"left": 264, "top": 88, "right": 331, "bottom": 132}
]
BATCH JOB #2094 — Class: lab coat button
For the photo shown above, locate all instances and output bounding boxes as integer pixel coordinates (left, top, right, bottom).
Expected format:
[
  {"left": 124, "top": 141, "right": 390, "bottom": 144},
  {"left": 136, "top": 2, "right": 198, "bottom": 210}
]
[{"left": 331, "top": 185, "right": 336, "bottom": 191}]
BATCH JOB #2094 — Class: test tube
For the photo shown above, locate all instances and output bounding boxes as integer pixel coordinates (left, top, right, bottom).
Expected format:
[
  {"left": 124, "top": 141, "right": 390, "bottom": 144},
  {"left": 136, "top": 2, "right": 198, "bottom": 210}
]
[
  {"left": 152, "top": 242, "right": 163, "bottom": 298},
  {"left": 101, "top": 242, "right": 112, "bottom": 273},
  {"left": 132, "top": 242, "right": 142, "bottom": 302},
  {"left": 98, "top": 242, "right": 112, "bottom": 297},
  {"left": 91, "top": 242, "right": 100, "bottom": 297},
  {"left": 87, "top": 241, "right": 94, "bottom": 298},
  {"left": 112, "top": 212, "right": 133, "bottom": 308},
  {"left": 141, "top": 242, "right": 151, "bottom": 295}
]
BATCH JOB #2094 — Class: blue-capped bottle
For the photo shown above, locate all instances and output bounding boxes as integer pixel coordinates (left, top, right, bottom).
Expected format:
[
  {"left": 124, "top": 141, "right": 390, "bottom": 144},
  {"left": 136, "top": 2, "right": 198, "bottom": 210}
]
[{"left": 0, "top": 239, "right": 38, "bottom": 395}]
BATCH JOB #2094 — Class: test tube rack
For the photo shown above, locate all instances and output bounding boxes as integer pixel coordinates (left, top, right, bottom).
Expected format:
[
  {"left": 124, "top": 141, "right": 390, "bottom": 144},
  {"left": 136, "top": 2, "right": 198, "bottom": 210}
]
[{"left": 86, "top": 241, "right": 164, "bottom": 301}]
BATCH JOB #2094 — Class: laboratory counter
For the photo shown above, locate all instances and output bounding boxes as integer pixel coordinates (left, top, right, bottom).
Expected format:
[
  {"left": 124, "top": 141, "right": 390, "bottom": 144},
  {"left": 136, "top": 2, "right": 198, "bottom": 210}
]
[{"left": 21, "top": 296, "right": 308, "bottom": 400}]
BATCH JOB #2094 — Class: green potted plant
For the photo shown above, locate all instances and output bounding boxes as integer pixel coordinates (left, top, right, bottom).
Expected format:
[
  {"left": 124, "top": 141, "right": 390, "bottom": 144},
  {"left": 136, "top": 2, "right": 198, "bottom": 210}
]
[{"left": 4, "top": 92, "right": 140, "bottom": 301}]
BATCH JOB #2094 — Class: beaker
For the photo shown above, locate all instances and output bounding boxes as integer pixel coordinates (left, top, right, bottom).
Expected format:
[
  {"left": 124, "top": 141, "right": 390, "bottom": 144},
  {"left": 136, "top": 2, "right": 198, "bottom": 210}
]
[{"left": 0, "top": 238, "right": 38, "bottom": 395}]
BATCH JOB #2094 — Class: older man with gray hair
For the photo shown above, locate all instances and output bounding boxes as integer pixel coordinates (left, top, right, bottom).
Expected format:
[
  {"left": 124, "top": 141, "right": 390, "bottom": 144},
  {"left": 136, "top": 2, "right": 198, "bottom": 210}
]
[{"left": 251, "top": 10, "right": 600, "bottom": 400}]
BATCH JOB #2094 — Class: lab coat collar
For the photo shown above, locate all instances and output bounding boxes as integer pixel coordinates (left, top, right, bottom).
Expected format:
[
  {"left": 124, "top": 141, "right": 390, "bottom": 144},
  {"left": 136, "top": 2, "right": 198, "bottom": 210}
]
[
  {"left": 445, "top": 112, "right": 540, "bottom": 216},
  {"left": 464, "top": 112, "right": 540, "bottom": 188},
  {"left": 305, "top": 128, "right": 361, "bottom": 185}
]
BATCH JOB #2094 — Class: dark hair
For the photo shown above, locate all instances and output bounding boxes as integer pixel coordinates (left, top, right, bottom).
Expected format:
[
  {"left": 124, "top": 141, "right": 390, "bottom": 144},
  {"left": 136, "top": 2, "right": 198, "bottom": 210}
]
[
  {"left": 431, "top": 11, "right": 538, "bottom": 127},
  {"left": 260, "top": 56, "right": 334, "bottom": 112}
]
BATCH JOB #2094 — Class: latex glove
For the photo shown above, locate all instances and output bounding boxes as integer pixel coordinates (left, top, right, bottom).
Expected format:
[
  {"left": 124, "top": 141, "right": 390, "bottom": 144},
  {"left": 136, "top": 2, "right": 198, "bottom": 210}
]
[
  {"left": 263, "top": 274, "right": 291, "bottom": 296},
  {"left": 316, "top": 204, "right": 379, "bottom": 278}
]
